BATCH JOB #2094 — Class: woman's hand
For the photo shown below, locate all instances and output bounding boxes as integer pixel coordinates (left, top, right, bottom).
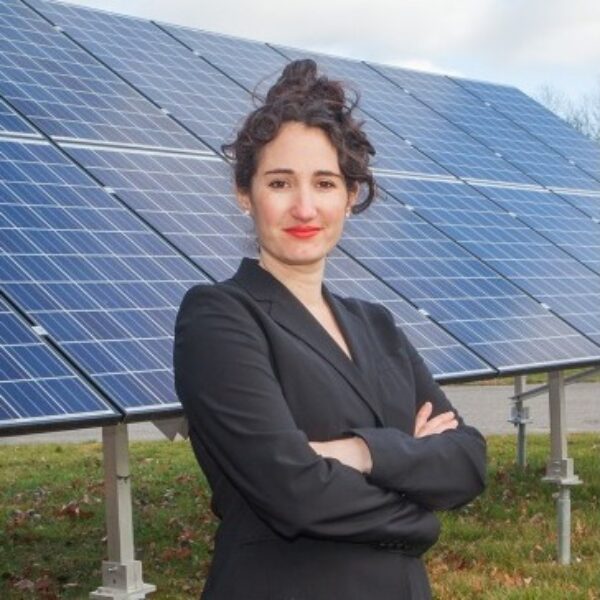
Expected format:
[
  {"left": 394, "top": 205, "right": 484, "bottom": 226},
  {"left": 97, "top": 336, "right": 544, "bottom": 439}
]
[
  {"left": 309, "top": 437, "right": 373, "bottom": 474},
  {"left": 414, "top": 401, "right": 458, "bottom": 438},
  {"left": 309, "top": 402, "right": 457, "bottom": 474}
]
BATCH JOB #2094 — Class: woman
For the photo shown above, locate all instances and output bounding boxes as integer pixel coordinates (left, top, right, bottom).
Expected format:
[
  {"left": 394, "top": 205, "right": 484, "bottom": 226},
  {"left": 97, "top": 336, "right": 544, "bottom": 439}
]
[{"left": 174, "top": 59, "right": 486, "bottom": 599}]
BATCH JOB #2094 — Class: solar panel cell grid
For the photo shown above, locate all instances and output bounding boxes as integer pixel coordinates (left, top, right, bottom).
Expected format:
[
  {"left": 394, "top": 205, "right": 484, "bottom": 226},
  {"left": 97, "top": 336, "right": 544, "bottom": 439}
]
[
  {"left": 0, "top": 138, "right": 208, "bottom": 414},
  {"left": 0, "top": 296, "right": 118, "bottom": 431},
  {"left": 340, "top": 184, "right": 600, "bottom": 369},
  {"left": 0, "top": 0, "right": 205, "bottom": 151},
  {"left": 377, "top": 177, "right": 600, "bottom": 346},
  {"left": 371, "top": 65, "right": 600, "bottom": 191},
  {"left": 454, "top": 78, "right": 600, "bottom": 182},
  {"left": 160, "top": 24, "right": 287, "bottom": 95},
  {"left": 556, "top": 191, "right": 600, "bottom": 221},
  {"left": 0, "top": 97, "right": 38, "bottom": 135},
  {"left": 473, "top": 185, "right": 600, "bottom": 276},
  {"left": 29, "top": 0, "right": 254, "bottom": 152}
]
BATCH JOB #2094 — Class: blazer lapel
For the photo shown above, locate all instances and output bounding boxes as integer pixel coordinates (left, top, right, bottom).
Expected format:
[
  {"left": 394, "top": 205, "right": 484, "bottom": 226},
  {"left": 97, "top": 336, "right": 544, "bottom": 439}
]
[{"left": 232, "top": 258, "right": 385, "bottom": 425}]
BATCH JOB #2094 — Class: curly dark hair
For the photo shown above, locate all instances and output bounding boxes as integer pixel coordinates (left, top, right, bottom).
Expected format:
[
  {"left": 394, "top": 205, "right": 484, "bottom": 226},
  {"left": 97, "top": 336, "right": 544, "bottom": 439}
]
[{"left": 221, "top": 59, "right": 377, "bottom": 214}]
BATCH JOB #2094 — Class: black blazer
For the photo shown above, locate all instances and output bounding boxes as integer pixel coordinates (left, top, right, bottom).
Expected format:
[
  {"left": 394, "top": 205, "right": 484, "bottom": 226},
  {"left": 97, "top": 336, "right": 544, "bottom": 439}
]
[{"left": 174, "top": 258, "right": 486, "bottom": 600}]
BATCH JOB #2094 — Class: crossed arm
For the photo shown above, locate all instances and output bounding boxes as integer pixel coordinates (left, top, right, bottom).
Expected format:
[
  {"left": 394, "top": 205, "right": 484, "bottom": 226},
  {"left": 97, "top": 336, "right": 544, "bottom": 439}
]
[{"left": 309, "top": 401, "right": 459, "bottom": 475}]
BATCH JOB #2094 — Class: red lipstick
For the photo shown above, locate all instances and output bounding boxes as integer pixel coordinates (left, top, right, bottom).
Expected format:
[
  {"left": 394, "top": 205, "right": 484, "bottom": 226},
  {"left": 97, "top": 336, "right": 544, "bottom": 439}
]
[{"left": 283, "top": 226, "right": 322, "bottom": 238}]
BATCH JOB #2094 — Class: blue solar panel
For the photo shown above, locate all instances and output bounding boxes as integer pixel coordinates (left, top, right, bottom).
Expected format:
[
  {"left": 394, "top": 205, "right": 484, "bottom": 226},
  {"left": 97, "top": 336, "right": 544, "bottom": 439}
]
[
  {"left": 339, "top": 181, "right": 600, "bottom": 370},
  {"left": 324, "top": 251, "right": 491, "bottom": 378},
  {"left": 370, "top": 65, "right": 600, "bottom": 192},
  {"left": 159, "top": 24, "right": 287, "bottom": 97},
  {"left": 472, "top": 184, "right": 600, "bottom": 277},
  {"left": 275, "top": 46, "right": 536, "bottom": 184},
  {"left": 154, "top": 28, "right": 451, "bottom": 176},
  {"left": 0, "top": 138, "right": 208, "bottom": 414},
  {"left": 376, "top": 177, "right": 600, "bottom": 347},
  {"left": 29, "top": 0, "right": 255, "bottom": 153},
  {"left": 453, "top": 78, "right": 600, "bottom": 183},
  {"left": 0, "top": 97, "right": 38, "bottom": 136},
  {"left": 364, "top": 117, "right": 453, "bottom": 176},
  {"left": 555, "top": 191, "right": 600, "bottom": 221},
  {"left": 0, "top": 296, "right": 118, "bottom": 433},
  {"left": 0, "top": 0, "right": 206, "bottom": 151},
  {"left": 63, "top": 148, "right": 247, "bottom": 280},
  {"left": 61, "top": 145, "right": 490, "bottom": 377}
]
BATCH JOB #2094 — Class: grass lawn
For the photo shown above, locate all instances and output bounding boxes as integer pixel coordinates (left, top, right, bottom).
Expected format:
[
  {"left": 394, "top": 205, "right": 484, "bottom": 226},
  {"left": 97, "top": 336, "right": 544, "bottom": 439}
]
[{"left": 0, "top": 433, "right": 598, "bottom": 599}]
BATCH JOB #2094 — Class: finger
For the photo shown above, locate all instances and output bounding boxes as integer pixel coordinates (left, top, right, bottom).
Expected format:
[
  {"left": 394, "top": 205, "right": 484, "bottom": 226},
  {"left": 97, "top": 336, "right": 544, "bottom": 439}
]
[
  {"left": 414, "top": 401, "right": 432, "bottom": 436},
  {"left": 419, "top": 418, "right": 459, "bottom": 437},
  {"left": 424, "top": 410, "right": 456, "bottom": 429},
  {"left": 415, "top": 412, "right": 456, "bottom": 437}
]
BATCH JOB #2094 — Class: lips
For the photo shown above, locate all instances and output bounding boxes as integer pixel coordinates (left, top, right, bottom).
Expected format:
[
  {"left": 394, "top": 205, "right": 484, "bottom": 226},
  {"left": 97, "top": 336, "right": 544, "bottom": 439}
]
[{"left": 283, "top": 226, "right": 322, "bottom": 238}]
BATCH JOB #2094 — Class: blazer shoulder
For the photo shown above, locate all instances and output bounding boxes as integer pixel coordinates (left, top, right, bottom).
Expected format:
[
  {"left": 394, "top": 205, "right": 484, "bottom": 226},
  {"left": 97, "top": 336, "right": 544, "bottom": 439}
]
[
  {"left": 177, "top": 279, "right": 250, "bottom": 311},
  {"left": 174, "top": 279, "right": 263, "bottom": 334}
]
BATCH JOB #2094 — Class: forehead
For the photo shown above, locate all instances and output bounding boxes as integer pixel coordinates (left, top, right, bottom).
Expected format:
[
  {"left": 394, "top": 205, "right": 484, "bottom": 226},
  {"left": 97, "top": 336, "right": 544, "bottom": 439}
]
[{"left": 257, "top": 122, "right": 340, "bottom": 171}]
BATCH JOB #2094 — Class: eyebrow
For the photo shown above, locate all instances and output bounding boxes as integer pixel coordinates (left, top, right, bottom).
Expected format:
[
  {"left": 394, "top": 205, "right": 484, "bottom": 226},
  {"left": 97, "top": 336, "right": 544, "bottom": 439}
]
[{"left": 263, "top": 168, "right": 343, "bottom": 179}]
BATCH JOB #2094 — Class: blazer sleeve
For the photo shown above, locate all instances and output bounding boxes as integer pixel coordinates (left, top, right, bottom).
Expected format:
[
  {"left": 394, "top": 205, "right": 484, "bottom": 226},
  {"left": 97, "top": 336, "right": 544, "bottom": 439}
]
[
  {"left": 348, "top": 306, "right": 487, "bottom": 511},
  {"left": 173, "top": 284, "right": 440, "bottom": 548}
]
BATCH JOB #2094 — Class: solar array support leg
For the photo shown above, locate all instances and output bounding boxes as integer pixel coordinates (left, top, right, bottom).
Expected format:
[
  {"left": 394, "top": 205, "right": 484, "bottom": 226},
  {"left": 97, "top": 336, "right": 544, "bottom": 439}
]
[
  {"left": 510, "top": 375, "right": 530, "bottom": 468},
  {"left": 542, "top": 371, "right": 581, "bottom": 565},
  {"left": 90, "top": 424, "right": 156, "bottom": 599}
]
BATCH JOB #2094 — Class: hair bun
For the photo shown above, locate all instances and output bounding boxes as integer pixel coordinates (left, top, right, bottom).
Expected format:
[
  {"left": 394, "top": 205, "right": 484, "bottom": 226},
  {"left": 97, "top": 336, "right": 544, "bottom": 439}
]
[{"left": 265, "top": 59, "right": 346, "bottom": 112}]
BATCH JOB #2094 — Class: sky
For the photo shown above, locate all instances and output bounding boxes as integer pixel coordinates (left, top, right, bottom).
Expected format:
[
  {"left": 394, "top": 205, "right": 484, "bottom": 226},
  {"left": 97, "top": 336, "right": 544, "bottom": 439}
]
[{"left": 64, "top": 0, "right": 600, "bottom": 104}]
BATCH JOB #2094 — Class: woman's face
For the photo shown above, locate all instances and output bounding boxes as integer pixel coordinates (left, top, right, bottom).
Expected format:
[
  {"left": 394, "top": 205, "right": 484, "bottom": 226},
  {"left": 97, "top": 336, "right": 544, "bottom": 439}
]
[{"left": 237, "top": 121, "right": 356, "bottom": 271}]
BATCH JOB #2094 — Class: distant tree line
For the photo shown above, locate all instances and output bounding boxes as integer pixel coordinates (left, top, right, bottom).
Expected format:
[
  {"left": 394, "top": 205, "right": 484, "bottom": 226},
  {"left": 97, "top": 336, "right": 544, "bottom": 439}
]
[{"left": 534, "top": 78, "right": 600, "bottom": 143}]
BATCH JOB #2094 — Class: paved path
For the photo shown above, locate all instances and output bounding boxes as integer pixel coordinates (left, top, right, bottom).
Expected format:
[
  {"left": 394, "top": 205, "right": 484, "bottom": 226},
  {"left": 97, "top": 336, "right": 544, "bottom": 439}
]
[{"left": 0, "top": 383, "right": 598, "bottom": 445}]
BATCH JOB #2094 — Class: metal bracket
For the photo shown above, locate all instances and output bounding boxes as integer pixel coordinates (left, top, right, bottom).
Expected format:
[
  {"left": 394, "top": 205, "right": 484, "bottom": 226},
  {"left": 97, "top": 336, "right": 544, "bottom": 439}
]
[
  {"left": 508, "top": 403, "right": 531, "bottom": 426},
  {"left": 152, "top": 415, "right": 188, "bottom": 441},
  {"left": 509, "top": 376, "right": 531, "bottom": 467}
]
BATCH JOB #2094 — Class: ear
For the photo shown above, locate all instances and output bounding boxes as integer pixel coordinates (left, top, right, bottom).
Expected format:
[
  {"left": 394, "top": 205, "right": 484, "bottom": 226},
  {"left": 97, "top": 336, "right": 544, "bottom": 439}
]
[
  {"left": 346, "top": 184, "right": 359, "bottom": 213},
  {"left": 236, "top": 188, "right": 252, "bottom": 214}
]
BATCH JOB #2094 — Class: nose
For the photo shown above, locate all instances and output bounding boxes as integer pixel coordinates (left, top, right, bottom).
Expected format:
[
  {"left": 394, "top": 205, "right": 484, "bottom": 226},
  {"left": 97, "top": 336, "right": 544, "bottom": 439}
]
[{"left": 290, "top": 183, "right": 318, "bottom": 221}]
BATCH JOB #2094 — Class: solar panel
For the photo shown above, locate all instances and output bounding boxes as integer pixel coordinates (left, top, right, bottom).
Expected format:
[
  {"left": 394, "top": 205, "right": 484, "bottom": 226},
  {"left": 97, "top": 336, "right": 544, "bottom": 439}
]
[
  {"left": 554, "top": 191, "right": 600, "bottom": 221},
  {"left": 0, "top": 97, "right": 38, "bottom": 136},
  {"left": 0, "top": 0, "right": 207, "bottom": 152},
  {"left": 472, "top": 184, "right": 600, "bottom": 277},
  {"left": 29, "top": 0, "right": 256, "bottom": 153},
  {"left": 275, "top": 45, "right": 536, "bottom": 184},
  {"left": 153, "top": 28, "right": 453, "bottom": 176},
  {"left": 61, "top": 144, "right": 490, "bottom": 377},
  {"left": 376, "top": 176, "right": 600, "bottom": 347},
  {"left": 370, "top": 65, "right": 600, "bottom": 192},
  {"left": 324, "top": 251, "right": 492, "bottom": 378},
  {"left": 0, "top": 296, "right": 118, "bottom": 433},
  {"left": 364, "top": 118, "right": 452, "bottom": 176},
  {"left": 339, "top": 180, "right": 600, "bottom": 371},
  {"left": 159, "top": 24, "right": 287, "bottom": 96},
  {"left": 63, "top": 148, "right": 247, "bottom": 280},
  {"left": 453, "top": 78, "right": 600, "bottom": 183},
  {"left": 0, "top": 138, "right": 208, "bottom": 415}
]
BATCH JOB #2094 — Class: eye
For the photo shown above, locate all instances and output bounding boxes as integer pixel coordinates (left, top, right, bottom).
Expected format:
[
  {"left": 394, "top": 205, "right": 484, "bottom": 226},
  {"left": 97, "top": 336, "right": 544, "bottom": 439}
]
[
  {"left": 317, "top": 179, "right": 337, "bottom": 189},
  {"left": 267, "top": 179, "right": 288, "bottom": 189}
]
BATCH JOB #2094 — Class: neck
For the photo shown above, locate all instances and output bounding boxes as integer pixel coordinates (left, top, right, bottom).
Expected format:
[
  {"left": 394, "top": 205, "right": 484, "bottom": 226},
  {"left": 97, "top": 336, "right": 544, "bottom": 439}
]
[{"left": 258, "top": 252, "right": 325, "bottom": 308}]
